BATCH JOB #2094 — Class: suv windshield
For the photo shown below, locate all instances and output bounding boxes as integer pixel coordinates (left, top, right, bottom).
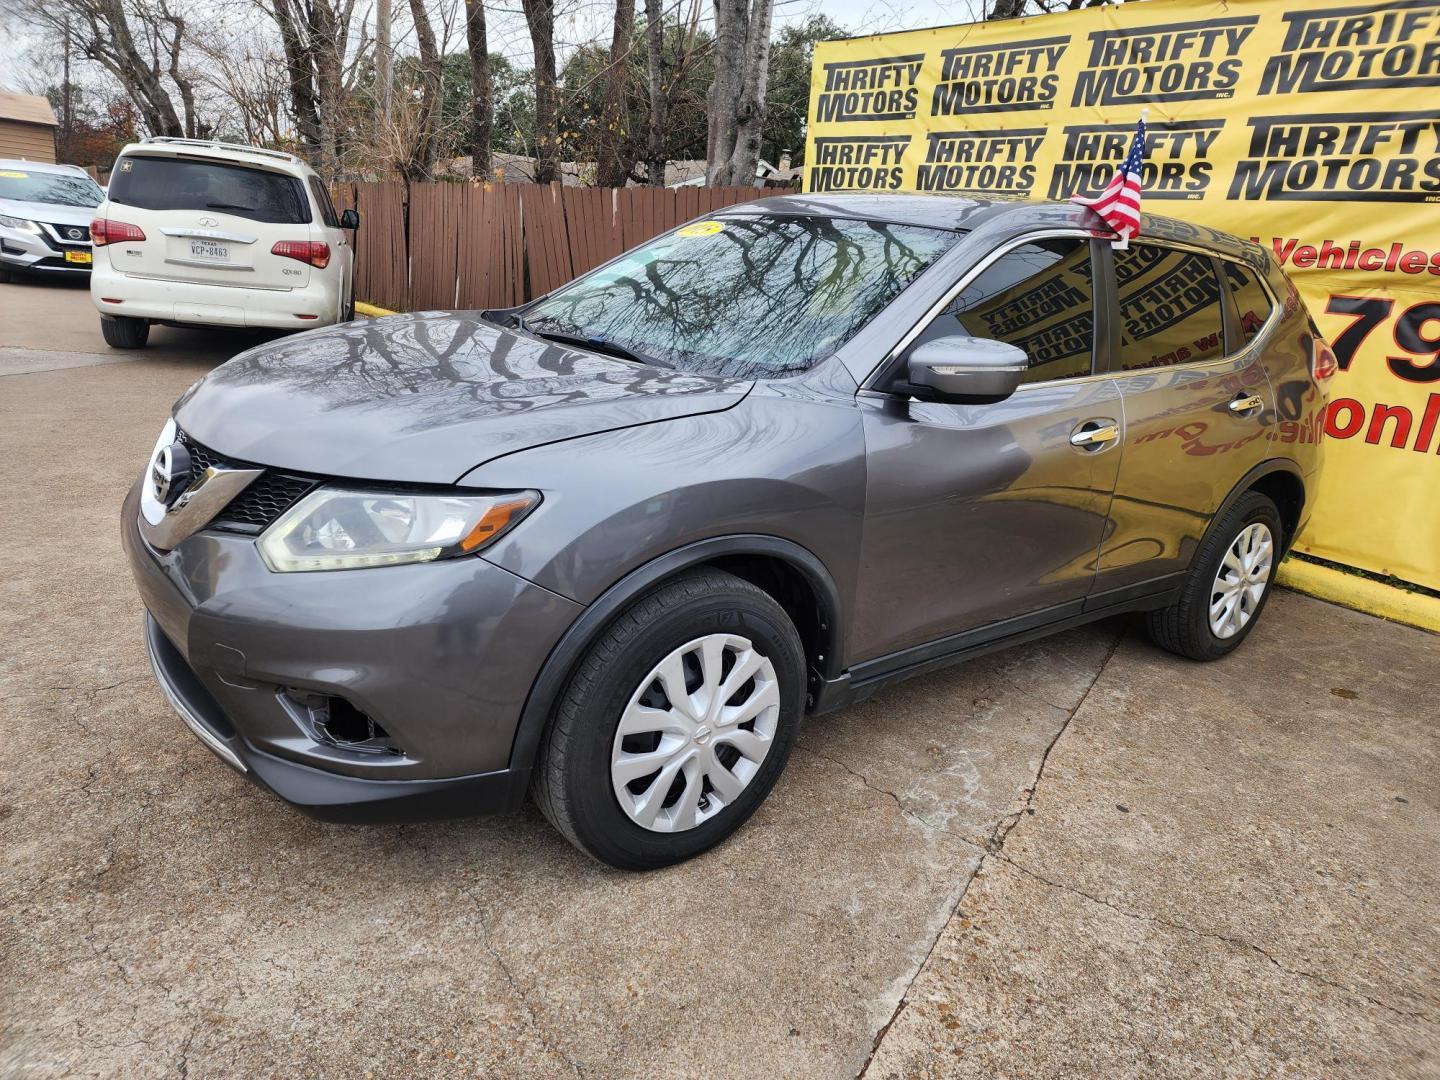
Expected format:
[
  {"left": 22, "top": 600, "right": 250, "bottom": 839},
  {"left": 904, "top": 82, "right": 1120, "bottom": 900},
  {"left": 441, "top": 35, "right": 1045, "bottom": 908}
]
[
  {"left": 108, "top": 156, "right": 311, "bottom": 224},
  {"left": 521, "top": 215, "right": 959, "bottom": 378},
  {"left": 0, "top": 168, "right": 104, "bottom": 207}
]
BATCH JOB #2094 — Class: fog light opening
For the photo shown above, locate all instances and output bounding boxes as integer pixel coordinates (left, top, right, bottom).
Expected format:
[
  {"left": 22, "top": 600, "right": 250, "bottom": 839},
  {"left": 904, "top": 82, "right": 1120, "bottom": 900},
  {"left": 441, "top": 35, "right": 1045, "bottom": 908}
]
[{"left": 287, "top": 689, "right": 403, "bottom": 755}]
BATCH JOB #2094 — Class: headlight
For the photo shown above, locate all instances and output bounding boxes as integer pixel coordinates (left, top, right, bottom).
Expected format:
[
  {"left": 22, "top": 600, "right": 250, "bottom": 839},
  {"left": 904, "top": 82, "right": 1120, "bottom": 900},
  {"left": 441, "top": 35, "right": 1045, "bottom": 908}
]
[
  {"left": 257, "top": 487, "right": 540, "bottom": 572},
  {"left": 0, "top": 214, "right": 41, "bottom": 233}
]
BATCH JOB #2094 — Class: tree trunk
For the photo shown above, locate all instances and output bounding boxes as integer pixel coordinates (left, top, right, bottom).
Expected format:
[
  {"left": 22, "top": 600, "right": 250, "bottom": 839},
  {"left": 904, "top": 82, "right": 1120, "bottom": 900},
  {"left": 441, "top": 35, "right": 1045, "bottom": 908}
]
[
  {"left": 464, "top": 0, "right": 492, "bottom": 178},
  {"left": 595, "top": 0, "right": 635, "bottom": 188},
  {"left": 704, "top": 0, "right": 747, "bottom": 184},
  {"left": 521, "top": 0, "right": 560, "bottom": 184},
  {"left": 375, "top": 0, "right": 393, "bottom": 120},
  {"left": 270, "top": 0, "right": 323, "bottom": 156},
  {"left": 724, "top": 0, "right": 773, "bottom": 185},
  {"left": 988, "top": 0, "right": 1026, "bottom": 19},
  {"left": 310, "top": 0, "right": 343, "bottom": 172},
  {"left": 159, "top": 4, "right": 198, "bottom": 138},
  {"left": 642, "top": 0, "right": 668, "bottom": 184},
  {"left": 405, "top": 0, "right": 444, "bottom": 178}
]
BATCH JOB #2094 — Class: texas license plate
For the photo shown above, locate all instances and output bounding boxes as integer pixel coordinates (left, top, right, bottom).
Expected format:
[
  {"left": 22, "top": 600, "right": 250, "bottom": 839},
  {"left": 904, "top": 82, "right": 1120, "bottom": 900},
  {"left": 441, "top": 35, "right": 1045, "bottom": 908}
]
[
  {"left": 65, "top": 250, "right": 92, "bottom": 265},
  {"left": 189, "top": 239, "right": 229, "bottom": 262}
]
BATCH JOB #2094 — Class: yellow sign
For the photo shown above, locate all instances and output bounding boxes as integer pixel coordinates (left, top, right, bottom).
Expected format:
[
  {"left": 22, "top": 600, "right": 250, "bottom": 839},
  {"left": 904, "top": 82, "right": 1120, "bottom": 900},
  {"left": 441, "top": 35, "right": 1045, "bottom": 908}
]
[
  {"left": 676, "top": 220, "right": 725, "bottom": 238},
  {"left": 64, "top": 250, "right": 92, "bottom": 264},
  {"left": 0, "top": 170, "right": 28, "bottom": 178},
  {"left": 805, "top": 0, "right": 1440, "bottom": 590}
]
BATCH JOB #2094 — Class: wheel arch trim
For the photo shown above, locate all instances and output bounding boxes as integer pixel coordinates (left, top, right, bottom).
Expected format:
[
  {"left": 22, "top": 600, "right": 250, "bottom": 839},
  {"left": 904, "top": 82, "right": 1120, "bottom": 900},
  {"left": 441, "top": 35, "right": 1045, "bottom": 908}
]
[
  {"left": 1206, "top": 458, "right": 1306, "bottom": 559},
  {"left": 503, "top": 534, "right": 843, "bottom": 787}
]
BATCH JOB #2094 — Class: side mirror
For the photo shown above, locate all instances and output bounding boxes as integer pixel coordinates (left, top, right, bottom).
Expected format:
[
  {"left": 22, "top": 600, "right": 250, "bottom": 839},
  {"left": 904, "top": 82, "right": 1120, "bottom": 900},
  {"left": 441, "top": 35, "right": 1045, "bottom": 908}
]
[
  {"left": 902, "top": 335, "right": 1028, "bottom": 403},
  {"left": 339, "top": 208, "right": 360, "bottom": 230}
]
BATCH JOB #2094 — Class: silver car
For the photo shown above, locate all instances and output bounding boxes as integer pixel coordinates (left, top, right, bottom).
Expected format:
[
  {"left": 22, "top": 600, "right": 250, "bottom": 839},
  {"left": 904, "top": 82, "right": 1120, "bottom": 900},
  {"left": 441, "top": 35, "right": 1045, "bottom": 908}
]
[
  {"left": 123, "top": 194, "right": 1333, "bottom": 869},
  {"left": 0, "top": 159, "right": 104, "bottom": 280}
]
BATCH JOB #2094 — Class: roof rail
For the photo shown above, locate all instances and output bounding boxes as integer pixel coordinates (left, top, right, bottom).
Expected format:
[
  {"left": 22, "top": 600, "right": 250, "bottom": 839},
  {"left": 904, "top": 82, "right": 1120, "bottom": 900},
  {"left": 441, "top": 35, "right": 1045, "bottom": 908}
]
[{"left": 139, "top": 136, "right": 300, "bottom": 165}]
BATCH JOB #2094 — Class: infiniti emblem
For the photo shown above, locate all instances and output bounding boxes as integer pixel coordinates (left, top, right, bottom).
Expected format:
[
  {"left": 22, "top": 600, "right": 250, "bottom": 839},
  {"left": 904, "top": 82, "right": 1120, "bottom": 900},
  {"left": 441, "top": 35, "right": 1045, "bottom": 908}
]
[
  {"left": 197, "top": 216, "right": 219, "bottom": 227},
  {"left": 150, "top": 441, "right": 193, "bottom": 507}
]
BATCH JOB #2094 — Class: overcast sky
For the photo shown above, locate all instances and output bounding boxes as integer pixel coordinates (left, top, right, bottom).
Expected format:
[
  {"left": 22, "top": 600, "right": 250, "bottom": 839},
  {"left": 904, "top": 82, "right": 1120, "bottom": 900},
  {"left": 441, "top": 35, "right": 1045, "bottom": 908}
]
[{"left": 0, "top": 0, "right": 990, "bottom": 98}]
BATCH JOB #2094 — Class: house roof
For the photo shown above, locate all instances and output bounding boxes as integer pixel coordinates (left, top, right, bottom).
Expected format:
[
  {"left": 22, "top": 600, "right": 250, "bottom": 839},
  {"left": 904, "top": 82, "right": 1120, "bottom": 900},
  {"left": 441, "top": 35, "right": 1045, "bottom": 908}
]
[{"left": 0, "top": 92, "right": 57, "bottom": 128}]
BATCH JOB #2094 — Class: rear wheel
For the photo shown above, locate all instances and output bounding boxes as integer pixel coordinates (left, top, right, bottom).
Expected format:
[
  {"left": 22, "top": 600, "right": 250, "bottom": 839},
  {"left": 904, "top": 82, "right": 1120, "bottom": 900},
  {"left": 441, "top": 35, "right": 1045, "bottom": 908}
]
[
  {"left": 100, "top": 315, "right": 150, "bottom": 349},
  {"left": 1146, "top": 491, "right": 1282, "bottom": 661},
  {"left": 533, "top": 568, "right": 805, "bottom": 870},
  {"left": 0, "top": 265, "right": 13, "bottom": 284}
]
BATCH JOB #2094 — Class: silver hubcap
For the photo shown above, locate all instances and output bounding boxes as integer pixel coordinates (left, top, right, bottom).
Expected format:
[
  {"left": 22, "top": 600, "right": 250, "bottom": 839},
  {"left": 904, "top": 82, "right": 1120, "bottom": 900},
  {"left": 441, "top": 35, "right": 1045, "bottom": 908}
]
[
  {"left": 1210, "top": 522, "right": 1274, "bottom": 639},
  {"left": 610, "top": 634, "right": 780, "bottom": 833}
]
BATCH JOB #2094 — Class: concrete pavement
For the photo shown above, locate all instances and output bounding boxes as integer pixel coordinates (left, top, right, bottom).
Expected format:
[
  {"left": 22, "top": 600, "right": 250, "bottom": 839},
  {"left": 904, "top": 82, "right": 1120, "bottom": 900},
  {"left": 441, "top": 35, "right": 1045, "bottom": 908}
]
[{"left": 1, "top": 278, "right": 1436, "bottom": 1078}]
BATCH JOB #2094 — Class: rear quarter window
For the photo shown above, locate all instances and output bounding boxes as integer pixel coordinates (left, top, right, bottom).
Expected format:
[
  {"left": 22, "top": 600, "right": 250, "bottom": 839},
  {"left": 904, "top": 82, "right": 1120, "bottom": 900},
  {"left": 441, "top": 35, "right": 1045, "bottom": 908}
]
[
  {"left": 108, "top": 156, "right": 311, "bottom": 225},
  {"left": 1221, "top": 261, "right": 1276, "bottom": 349}
]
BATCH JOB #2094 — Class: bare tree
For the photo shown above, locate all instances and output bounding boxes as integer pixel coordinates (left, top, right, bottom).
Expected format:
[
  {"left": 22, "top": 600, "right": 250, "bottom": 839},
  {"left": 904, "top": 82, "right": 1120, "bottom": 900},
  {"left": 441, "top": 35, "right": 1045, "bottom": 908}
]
[
  {"left": 642, "top": 0, "right": 702, "bottom": 185},
  {"left": 705, "top": 0, "right": 773, "bottom": 185},
  {"left": 520, "top": 0, "right": 559, "bottom": 184},
  {"left": 463, "top": 0, "right": 492, "bottom": 178},
  {"left": 9, "top": 0, "right": 189, "bottom": 136},
  {"left": 402, "top": 0, "right": 443, "bottom": 177},
  {"left": 595, "top": 0, "right": 635, "bottom": 187}
]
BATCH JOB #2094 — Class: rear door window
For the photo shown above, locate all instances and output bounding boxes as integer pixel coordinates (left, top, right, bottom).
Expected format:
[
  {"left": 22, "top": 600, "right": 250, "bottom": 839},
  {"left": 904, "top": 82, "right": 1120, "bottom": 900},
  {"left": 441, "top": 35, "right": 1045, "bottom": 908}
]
[
  {"left": 1220, "top": 261, "right": 1275, "bottom": 350},
  {"left": 108, "top": 156, "right": 311, "bottom": 225},
  {"left": 308, "top": 177, "right": 339, "bottom": 228},
  {"left": 1113, "top": 244, "right": 1225, "bottom": 370},
  {"left": 912, "top": 238, "right": 1096, "bottom": 385}
]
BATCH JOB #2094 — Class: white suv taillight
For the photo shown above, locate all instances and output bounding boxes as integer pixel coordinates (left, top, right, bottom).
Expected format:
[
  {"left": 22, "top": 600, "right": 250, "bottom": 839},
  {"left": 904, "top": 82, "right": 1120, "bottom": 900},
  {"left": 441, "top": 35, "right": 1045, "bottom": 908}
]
[
  {"left": 271, "top": 240, "right": 330, "bottom": 269},
  {"left": 90, "top": 217, "right": 146, "bottom": 245}
]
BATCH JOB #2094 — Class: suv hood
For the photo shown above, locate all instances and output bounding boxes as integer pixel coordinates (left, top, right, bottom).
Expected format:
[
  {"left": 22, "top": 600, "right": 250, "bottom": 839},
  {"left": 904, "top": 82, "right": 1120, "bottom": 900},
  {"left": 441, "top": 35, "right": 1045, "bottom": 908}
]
[
  {"left": 0, "top": 198, "right": 98, "bottom": 227},
  {"left": 174, "top": 311, "right": 753, "bottom": 483}
]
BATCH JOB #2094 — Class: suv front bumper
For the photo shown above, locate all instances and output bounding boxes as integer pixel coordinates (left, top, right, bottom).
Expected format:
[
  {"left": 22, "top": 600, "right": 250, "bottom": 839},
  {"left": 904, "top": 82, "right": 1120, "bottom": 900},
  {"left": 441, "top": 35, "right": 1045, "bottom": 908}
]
[
  {"left": 0, "top": 221, "right": 92, "bottom": 274},
  {"left": 121, "top": 480, "right": 583, "bottom": 821}
]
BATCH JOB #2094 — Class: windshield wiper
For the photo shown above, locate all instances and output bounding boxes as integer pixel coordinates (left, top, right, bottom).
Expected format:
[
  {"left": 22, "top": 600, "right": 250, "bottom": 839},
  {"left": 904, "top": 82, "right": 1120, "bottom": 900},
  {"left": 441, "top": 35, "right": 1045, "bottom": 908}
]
[
  {"left": 529, "top": 327, "right": 672, "bottom": 370},
  {"left": 205, "top": 201, "right": 254, "bottom": 212}
]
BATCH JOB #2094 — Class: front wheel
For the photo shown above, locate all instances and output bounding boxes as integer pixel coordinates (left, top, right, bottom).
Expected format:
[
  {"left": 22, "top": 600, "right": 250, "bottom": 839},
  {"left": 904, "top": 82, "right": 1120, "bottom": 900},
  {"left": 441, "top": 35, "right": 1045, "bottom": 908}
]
[
  {"left": 533, "top": 568, "right": 806, "bottom": 870},
  {"left": 100, "top": 315, "right": 149, "bottom": 349},
  {"left": 1146, "top": 490, "right": 1282, "bottom": 661}
]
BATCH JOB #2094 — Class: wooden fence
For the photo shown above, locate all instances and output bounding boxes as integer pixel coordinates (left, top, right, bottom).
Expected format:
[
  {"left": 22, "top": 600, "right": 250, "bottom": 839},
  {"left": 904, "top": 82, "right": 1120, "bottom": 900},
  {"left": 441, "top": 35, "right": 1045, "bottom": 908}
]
[{"left": 328, "top": 181, "right": 771, "bottom": 313}]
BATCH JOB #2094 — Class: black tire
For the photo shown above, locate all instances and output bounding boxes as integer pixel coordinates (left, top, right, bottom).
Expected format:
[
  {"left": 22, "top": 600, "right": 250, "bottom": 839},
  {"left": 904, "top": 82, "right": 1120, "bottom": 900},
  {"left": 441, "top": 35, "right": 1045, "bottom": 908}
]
[
  {"left": 0, "top": 265, "right": 13, "bottom": 284},
  {"left": 100, "top": 316, "right": 150, "bottom": 349},
  {"left": 533, "top": 568, "right": 806, "bottom": 870},
  {"left": 1146, "top": 491, "right": 1283, "bottom": 661}
]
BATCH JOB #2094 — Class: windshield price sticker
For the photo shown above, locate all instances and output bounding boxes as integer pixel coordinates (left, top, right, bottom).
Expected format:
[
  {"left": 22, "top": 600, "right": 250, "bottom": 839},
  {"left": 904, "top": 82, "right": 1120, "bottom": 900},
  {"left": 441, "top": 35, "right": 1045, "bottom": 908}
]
[
  {"left": 677, "top": 220, "right": 725, "bottom": 238},
  {"left": 0, "top": 171, "right": 27, "bottom": 178}
]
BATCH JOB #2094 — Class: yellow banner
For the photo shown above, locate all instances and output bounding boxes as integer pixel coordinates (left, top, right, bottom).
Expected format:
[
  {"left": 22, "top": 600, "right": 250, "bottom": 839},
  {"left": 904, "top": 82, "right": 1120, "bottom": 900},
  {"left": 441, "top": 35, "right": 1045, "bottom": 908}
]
[{"left": 805, "top": 0, "right": 1440, "bottom": 591}]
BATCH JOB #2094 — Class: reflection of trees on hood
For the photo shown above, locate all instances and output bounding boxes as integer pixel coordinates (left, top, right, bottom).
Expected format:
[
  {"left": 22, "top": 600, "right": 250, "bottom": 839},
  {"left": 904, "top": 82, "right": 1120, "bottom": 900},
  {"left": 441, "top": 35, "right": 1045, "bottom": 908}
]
[
  {"left": 202, "top": 312, "right": 745, "bottom": 432},
  {"left": 527, "top": 216, "right": 952, "bottom": 380}
]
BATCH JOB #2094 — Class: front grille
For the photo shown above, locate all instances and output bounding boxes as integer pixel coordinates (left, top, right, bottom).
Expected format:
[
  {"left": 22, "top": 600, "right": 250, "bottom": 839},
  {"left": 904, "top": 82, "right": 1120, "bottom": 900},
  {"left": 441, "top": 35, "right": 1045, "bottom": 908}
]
[
  {"left": 178, "top": 430, "right": 320, "bottom": 534},
  {"left": 44, "top": 222, "right": 91, "bottom": 244}
]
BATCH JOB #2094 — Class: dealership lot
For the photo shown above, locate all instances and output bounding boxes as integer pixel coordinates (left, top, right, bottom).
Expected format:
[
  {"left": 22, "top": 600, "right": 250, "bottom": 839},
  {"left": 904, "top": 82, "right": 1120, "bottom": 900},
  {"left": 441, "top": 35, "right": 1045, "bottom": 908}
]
[{"left": 1, "top": 280, "right": 1436, "bottom": 1078}]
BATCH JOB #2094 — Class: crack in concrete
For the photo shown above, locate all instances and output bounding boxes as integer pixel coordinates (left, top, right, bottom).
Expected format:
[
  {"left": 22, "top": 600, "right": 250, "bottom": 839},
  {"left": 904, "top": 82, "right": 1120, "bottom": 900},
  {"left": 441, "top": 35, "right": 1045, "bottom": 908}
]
[
  {"left": 857, "top": 627, "right": 1125, "bottom": 1078},
  {"left": 173, "top": 1023, "right": 199, "bottom": 1079},
  {"left": 994, "top": 852, "right": 1438, "bottom": 1028},
  {"left": 479, "top": 927, "right": 586, "bottom": 1079},
  {"left": 793, "top": 744, "right": 947, "bottom": 833}
]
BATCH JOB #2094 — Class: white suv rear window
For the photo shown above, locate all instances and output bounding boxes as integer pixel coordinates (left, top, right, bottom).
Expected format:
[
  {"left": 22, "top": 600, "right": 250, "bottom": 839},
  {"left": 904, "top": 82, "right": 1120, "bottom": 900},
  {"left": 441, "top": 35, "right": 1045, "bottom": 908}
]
[{"left": 109, "top": 156, "right": 311, "bottom": 225}]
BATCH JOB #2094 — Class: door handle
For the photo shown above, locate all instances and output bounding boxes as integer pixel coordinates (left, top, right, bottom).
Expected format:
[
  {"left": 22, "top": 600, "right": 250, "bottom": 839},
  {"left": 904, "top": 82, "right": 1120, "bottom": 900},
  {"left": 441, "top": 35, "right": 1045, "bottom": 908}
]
[
  {"left": 1228, "top": 393, "right": 1264, "bottom": 415},
  {"left": 1070, "top": 420, "right": 1120, "bottom": 448}
]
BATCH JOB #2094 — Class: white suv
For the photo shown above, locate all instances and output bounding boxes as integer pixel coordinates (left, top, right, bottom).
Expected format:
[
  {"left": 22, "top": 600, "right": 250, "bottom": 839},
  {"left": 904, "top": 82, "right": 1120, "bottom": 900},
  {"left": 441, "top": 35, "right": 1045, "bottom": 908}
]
[{"left": 90, "top": 138, "right": 358, "bottom": 348}]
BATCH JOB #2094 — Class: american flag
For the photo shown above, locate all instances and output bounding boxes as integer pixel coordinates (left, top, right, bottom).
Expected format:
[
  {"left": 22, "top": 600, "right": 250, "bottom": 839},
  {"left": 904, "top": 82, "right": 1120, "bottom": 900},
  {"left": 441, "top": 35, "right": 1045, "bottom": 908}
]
[{"left": 1071, "top": 114, "right": 1147, "bottom": 241}]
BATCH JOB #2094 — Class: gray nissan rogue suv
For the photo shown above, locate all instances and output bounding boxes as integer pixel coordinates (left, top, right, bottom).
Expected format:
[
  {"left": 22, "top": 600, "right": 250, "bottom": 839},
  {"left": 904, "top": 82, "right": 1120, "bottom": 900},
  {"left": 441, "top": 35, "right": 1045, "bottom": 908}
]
[{"left": 123, "top": 194, "right": 1332, "bottom": 869}]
